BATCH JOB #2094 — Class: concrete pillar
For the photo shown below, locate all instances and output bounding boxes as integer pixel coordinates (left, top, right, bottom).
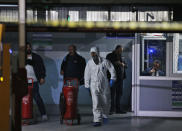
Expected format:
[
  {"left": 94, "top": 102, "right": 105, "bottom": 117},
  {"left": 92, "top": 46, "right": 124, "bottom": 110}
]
[{"left": 19, "top": 0, "right": 26, "bottom": 68}]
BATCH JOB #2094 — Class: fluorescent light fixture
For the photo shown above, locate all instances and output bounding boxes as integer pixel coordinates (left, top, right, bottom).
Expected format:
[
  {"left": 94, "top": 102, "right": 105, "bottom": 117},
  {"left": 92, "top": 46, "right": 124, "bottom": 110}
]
[{"left": 0, "top": 4, "right": 18, "bottom": 7}]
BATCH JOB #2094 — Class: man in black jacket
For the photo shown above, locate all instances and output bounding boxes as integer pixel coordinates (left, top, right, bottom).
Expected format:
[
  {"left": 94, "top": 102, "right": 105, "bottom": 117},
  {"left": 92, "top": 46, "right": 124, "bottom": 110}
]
[
  {"left": 61, "top": 45, "right": 86, "bottom": 85},
  {"left": 26, "top": 42, "right": 47, "bottom": 121},
  {"left": 106, "top": 45, "right": 127, "bottom": 114}
]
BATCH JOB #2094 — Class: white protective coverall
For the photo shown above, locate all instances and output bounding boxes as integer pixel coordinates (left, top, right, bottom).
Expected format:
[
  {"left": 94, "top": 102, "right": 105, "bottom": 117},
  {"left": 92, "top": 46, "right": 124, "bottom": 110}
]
[{"left": 84, "top": 47, "right": 116, "bottom": 122}]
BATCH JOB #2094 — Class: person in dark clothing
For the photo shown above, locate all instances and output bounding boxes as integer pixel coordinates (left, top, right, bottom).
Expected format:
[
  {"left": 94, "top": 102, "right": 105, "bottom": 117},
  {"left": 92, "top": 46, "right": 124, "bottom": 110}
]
[
  {"left": 26, "top": 42, "right": 47, "bottom": 121},
  {"left": 61, "top": 45, "right": 86, "bottom": 85},
  {"left": 142, "top": 60, "right": 165, "bottom": 76},
  {"left": 106, "top": 45, "right": 127, "bottom": 114}
]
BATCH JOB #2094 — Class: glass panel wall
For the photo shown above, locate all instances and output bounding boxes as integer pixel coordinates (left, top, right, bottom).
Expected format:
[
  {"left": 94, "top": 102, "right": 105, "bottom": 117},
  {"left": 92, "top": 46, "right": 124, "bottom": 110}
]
[
  {"left": 173, "top": 33, "right": 182, "bottom": 73},
  {"left": 140, "top": 35, "right": 166, "bottom": 76}
]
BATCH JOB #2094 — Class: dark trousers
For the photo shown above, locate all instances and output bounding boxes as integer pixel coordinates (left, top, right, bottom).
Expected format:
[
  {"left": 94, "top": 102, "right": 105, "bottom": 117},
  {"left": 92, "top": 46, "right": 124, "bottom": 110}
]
[
  {"left": 110, "top": 79, "right": 123, "bottom": 112},
  {"left": 31, "top": 82, "right": 46, "bottom": 116}
]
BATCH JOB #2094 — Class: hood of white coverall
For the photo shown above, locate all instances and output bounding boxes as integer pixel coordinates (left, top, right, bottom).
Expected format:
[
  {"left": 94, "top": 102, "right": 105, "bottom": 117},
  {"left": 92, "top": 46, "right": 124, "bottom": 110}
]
[
  {"left": 90, "top": 46, "right": 99, "bottom": 56},
  {"left": 90, "top": 47, "right": 100, "bottom": 64}
]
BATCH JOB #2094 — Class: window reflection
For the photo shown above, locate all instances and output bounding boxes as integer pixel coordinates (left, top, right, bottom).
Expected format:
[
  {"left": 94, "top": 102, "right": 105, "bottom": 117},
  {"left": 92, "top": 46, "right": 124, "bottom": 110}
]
[
  {"left": 69, "top": 11, "right": 79, "bottom": 21},
  {"left": 86, "top": 11, "right": 108, "bottom": 21},
  {"left": 141, "top": 36, "right": 166, "bottom": 76}
]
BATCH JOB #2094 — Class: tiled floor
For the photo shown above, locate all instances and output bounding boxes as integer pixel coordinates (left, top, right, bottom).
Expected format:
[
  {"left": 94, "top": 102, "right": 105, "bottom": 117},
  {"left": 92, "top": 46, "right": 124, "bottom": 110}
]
[{"left": 22, "top": 111, "right": 182, "bottom": 131}]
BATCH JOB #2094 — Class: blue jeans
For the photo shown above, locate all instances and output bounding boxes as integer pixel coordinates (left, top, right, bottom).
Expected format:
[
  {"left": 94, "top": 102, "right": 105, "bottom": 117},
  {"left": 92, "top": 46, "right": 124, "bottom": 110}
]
[{"left": 31, "top": 82, "right": 46, "bottom": 116}]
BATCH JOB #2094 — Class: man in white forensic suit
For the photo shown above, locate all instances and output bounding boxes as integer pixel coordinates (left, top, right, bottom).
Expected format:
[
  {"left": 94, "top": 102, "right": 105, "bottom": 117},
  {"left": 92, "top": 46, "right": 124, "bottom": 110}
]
[{"left": 84, "top": 47, "right": 116, "bottom": 127}]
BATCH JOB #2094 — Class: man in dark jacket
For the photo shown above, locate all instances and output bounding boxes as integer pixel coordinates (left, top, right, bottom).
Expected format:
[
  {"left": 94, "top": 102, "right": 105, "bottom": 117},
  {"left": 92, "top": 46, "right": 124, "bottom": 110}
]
[
  {"left": 61, "top": 45, "right": 86, "bottom": 85},
  {"left": 142, "top": 60, "right": 165, "bottom": 76},
  {"left": 106, "top": 45, "right": 127, "bottom": 114},
  {"left": 26, "top": 42, "right": 47, "bottom": 121}
]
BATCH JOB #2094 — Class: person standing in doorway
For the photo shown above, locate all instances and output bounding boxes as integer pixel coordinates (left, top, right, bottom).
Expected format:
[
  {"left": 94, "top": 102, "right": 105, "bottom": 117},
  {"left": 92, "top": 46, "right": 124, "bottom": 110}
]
[
  {"left": 60, "top": 45, "right": 86, "bottom": 85},
  {"left": 106, "top": 45, "right": 127, "bottom": 114},
  {"left": 26, "top": 42, "right": 48, "bottom": 121}
]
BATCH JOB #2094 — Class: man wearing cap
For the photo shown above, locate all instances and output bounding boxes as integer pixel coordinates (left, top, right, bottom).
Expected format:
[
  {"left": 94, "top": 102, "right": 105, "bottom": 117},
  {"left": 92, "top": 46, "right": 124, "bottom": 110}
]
[{"left": 84, "top": 47, "right": 116, "bottom": 127}]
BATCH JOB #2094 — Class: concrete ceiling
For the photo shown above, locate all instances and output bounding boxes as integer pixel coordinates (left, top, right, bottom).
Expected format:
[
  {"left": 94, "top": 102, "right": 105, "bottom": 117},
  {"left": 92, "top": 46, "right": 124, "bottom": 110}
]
[{"left": 0, "top": 0, "right": 182, "bottom": 4}]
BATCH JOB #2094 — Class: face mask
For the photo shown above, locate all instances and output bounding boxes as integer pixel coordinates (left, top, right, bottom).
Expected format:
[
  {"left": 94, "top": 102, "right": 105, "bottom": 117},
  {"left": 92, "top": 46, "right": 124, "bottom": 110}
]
[
  {"left": 92, "top": 55, "right": 99, "bottom": 65},
  {"left": 27, "top": 49, "right": 32, "bottom": 55}
]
